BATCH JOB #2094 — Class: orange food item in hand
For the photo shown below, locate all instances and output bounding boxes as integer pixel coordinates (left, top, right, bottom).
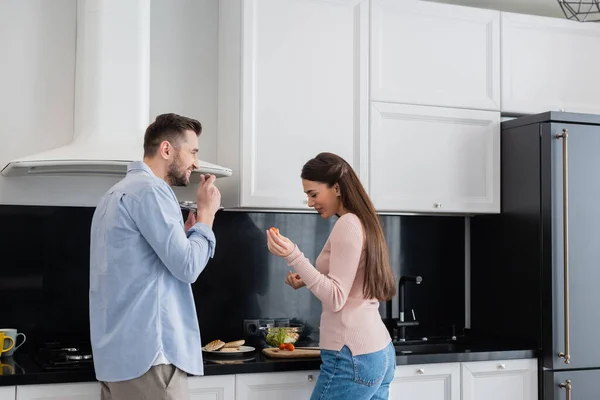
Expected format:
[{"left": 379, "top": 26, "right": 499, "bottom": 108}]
[{"left": 269, "top": 227, "right": 279, "bottom": 235}]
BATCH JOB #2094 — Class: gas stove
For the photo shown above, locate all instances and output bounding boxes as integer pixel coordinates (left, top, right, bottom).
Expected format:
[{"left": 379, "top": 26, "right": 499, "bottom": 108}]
[{"left": 32, "top": 341, "right": 94, "bottom": 371}]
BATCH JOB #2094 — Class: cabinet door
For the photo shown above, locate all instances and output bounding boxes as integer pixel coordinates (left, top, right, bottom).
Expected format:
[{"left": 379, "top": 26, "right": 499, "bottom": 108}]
[
  {"left": 371, "top": 0, "right": 500, "bottom": 111},
  {"left": 389, "top": 363, "right": 460, "bottom": 400},
  {"left": 502, "top": 12, "right": 600, "bottom": 114},
  {"left": 236, "top": 370, "right": 319, "bottom": 400},
  {"left": 462, "top": 359, "right": 537, "bottom": 400},
  {"left": 218, "top": 0, "right": 369, "bottom": 209},
  {"left": 188, "top": 375, "right": 235, "bottom": 400},
  {"left": 0, "top": 387, "right": 15, "bottom": 400},
  {"left": 370, "top": 103, "right": 500, "bottom": 214},
  {"left": 17, "top": 383, "right": 100, "bottom": 400}
]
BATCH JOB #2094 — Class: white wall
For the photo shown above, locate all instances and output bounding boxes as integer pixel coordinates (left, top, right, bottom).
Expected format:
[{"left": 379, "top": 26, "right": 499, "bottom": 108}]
[
  {"left": 151, "top": 0, "right": 220, "bottom": 203},
  {"left": 0, "top": 0, "right": 93, "bottom": 206},
  {"left": 0, "top": 0, "right": 219, "bottom": 206},
  {"left": 150, "top": 0, "right": 219, "bottom": 166}
]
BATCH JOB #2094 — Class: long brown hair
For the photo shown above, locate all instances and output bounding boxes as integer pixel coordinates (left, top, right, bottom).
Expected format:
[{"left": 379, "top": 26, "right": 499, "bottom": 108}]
[{"left": 301, "top": 152, "right": 396, "bottom": 301}]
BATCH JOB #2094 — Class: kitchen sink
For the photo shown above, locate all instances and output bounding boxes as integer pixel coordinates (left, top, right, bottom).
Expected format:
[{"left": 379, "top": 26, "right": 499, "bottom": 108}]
[{"left": 394, "top": 342, "right": 463, "bottom": 355}]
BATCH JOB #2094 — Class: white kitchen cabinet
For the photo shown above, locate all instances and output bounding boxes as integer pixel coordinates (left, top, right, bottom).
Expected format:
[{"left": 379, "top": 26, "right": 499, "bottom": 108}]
[
  {"left": 217, "top": 0, "right": 369, "bottom": 209},
  {"left": 14, "top": 376, "right": 234, "bottom": 400},
  {"left": 389, "top": 362, "right": 460, "bottom": 400},
  {"left": 371, "top": 0, "right": 500, "bottom": 111},
  {"left": 501, "top": 12, "right": 600, "bottom": 115},
  {"left": 370, "top": 103, "right": 500, "bottom": 214},
  {"left": 461, "top": 359, "right": 537, "bottom": 400},
  {"left": 7, "top": 358, "right": 537, "bottom": 400},
  {"left": 16, "top": 382, "right": 100, "bottom": 400},
  {"left": 0, "top": 387, "right": 15, "bottom": 400},
  {"left": 236, "top": 370, "right": 319, "bottom": 400},
  {"left": 188, "top": 375, "right": 235, "bottom": 400}
]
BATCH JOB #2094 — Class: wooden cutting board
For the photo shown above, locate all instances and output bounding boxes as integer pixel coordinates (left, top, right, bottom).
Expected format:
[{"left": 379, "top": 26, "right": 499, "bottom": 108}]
[{"left": 262, "top": 347, "right": 321, "bottom": 359}]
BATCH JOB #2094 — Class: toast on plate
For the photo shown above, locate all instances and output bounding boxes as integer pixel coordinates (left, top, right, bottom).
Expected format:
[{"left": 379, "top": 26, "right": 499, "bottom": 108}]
[
  {"left": 223, "top": 340, "right": 245, "bottom": 348},
  {"left": 203, "top": 340, "right": 225, "bottom": 351}
]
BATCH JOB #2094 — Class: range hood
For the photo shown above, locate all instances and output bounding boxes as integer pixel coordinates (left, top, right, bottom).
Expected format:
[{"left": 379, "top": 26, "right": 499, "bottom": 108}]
[{"left": 0, "top": 0, "right": 232, "bottom": 181}]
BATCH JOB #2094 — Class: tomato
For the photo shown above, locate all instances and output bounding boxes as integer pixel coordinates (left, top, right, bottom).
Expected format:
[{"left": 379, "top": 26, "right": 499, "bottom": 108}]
[
  {"left": 279, "top": 343, "right": 286, "bottom": 350},
  {"left": 285, "top": 343, "right": 295, "bottom": 351},
  {"left": 269, "top": 227, "right": 279, "bottom": 235}
]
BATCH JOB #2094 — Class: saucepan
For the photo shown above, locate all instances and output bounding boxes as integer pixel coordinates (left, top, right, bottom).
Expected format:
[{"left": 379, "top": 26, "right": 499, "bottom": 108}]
[{"left": 179, "top": 201, "right": 224, "bottom": 215}]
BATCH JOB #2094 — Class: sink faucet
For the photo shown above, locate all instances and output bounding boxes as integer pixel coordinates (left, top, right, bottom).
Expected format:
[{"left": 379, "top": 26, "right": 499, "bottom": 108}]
[
  {"left": 397, "top": 275, "right": 422, "bottom": 341},
  {"left": 385, "top": 275, "right": 423, "bottom": 342}
]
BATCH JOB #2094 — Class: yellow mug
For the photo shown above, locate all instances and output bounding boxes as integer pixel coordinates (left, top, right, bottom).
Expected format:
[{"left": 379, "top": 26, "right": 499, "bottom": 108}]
[
  {"left": 0, "top": 362, "right": 14, "bottom": 375},
  {"left": 0, "top": 333, "right": 14, "bottom": 357}
]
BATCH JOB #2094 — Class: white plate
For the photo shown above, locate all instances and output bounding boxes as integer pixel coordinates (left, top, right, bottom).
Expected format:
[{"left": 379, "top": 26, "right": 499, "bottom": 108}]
[{"left": 202, "top": 345, "right": 256, "bottom": 356}]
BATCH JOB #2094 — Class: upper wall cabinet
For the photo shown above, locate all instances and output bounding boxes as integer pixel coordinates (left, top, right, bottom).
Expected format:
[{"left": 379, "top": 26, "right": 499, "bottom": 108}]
[
  {"left": 502, "top": 12, "right": 600, "bottom": 114},
  {"left": 370, "top": 103, "right": 500, "bottom": 214},
  {"left": 371, "top": 0, "right": 500, "bottom": 111},
  {"left": 217, "top": 0, "right": 369, "bottom": 209}
]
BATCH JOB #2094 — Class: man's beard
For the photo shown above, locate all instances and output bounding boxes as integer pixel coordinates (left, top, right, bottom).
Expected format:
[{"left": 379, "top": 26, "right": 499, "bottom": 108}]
[{"left": 166, "top": 155, "right": 189, "bottom": 187}]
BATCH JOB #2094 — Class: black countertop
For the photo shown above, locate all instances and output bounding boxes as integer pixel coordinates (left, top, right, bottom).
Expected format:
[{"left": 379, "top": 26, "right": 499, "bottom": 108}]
[{"left": 0, "top": 340, "right": 537, "bottom": 387}]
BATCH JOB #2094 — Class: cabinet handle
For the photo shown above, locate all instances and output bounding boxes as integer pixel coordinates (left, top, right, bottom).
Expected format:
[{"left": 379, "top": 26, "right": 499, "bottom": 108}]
[
  {"left": 498, "top": 364, "right": 506, "bottom": 370},
  {"left": 308, "top": 374, "right": 313, "bottom": 382},
  {"left": 417, "top": 368, "right": 425, "bottom": 374},
  {"left": 559, "top": 379, "right": 572, "bottom": 400},
  {"left": 556, "top": 129, "right": 571, "bottom": 365},
  {"left": 433, "top": 203, "right": 442, "bottom": 208}
]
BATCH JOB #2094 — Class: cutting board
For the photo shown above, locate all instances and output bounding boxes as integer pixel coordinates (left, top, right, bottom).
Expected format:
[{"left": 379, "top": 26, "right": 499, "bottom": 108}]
[{"left": 262, "top": 347, "right": 321, "bottom": 359}]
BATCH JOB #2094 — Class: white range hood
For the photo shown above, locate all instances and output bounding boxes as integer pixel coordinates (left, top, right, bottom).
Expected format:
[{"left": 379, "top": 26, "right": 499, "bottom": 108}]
[{"left": 0, "top": 0, "right": 232, "bottom": 181}]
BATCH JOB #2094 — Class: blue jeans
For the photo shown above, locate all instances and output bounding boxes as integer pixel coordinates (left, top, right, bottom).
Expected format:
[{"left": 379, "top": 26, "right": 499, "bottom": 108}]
[{"left": 310, "top": 342, "right": 396, "bottom": 400}]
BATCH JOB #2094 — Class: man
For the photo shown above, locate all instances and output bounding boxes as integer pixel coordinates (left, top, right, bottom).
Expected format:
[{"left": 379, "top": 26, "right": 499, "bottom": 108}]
[{"left": 89, "top": 113, "right": 221, "bottom": 400}]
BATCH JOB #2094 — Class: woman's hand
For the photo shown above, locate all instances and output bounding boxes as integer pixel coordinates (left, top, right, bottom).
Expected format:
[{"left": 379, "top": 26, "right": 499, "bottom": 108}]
[
  {"left": 285, "top": 271, "right": 306, "bottom": 290},
  {"left": 266, "top": 228, "right": 296, "bottom": 258},
  {"left": 184, "top": 211, "right": 196, "bottom": 233}
]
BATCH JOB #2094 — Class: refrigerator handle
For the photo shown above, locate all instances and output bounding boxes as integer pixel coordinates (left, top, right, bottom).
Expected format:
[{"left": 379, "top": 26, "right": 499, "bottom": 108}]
[
  {"left": 559, "top": 379, "right": 572, "bottom": 400},
  {"left": 556, "top": 128, "right": 571, "bottom": 365}
]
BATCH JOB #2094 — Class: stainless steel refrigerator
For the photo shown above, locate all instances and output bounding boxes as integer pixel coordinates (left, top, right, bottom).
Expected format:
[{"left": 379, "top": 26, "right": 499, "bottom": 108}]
[{"left": 471, "top": 111, "right": 600, "bottom": 399}]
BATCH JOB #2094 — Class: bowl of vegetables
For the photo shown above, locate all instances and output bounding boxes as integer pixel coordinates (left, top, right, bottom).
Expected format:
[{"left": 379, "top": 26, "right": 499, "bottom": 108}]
[{"left": 260, "top": 324, "right": 304, "bottom": 347}]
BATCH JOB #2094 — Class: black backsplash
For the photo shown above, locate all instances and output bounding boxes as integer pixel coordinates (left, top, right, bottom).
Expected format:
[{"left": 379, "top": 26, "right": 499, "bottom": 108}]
[{"left": 0, "top": 205, "right": 465, "bottom": 348}]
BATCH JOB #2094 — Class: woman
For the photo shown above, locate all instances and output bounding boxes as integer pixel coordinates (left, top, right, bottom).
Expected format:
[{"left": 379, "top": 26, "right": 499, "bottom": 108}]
[{"left": 266, "top": 152, "right": 397, "bottom": 400}]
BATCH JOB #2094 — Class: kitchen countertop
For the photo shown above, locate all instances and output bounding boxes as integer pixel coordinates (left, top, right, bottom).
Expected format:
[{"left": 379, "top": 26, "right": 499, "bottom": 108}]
[{"left": 0, "top": 340, "right": 537, "bottom": 387}]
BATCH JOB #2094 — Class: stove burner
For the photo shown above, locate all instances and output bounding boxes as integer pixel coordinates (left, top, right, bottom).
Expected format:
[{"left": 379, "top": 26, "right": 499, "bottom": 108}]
[
  {"left": 66, "top": 353, "right": 92, "bottom": 361},
  {"left": 32, "top": 342, "right": 95, "bottom": 371}
]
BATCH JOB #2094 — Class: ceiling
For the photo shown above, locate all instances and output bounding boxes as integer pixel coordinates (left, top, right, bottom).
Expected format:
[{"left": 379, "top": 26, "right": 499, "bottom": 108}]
[{"left": 423, "top": 0, "right": 567, "bottom": 18}]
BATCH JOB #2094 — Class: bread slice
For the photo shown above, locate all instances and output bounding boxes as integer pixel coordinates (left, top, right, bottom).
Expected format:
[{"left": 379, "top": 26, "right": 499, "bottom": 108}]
[
  {"left": 218, "top": 347, "right": 241, "bottom": 353},
  {"left": 203, "top": 340, "right": 225, "bottom": 351},
  {"left": 223, "top": 340, "right": 245, "bottom": 348}
]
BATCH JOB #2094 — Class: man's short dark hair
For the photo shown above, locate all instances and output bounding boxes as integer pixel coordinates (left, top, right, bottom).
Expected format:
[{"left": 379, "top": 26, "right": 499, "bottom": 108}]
[{"left": 143, "top": 113, "right": 202, "bottom": 157}]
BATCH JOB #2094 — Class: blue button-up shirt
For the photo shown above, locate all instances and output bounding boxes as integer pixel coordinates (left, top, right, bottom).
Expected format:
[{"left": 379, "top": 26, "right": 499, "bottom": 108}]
[{"left": 90, "top": 161, "right": 215, "bottom": 382}]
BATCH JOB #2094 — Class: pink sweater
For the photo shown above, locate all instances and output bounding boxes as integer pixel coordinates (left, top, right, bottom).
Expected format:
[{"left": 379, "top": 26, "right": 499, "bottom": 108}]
[{"left": 285, "top": 213, "right": 391, "bottom": 356}]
